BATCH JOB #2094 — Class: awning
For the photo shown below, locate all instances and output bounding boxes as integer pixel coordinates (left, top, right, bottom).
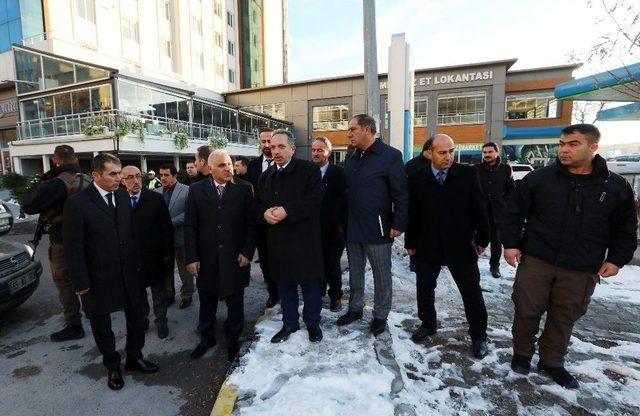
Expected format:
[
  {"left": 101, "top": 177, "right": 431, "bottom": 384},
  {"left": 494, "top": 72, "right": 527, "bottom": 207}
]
[
  {"left": 554, "top": 62, "right": 640, "bottom": 102},
  {"left": 597, "top": 102, "right": 640, "bottom": 121},
  {"left": 503, "top": 125, "right": 564, "bottom": 139}
]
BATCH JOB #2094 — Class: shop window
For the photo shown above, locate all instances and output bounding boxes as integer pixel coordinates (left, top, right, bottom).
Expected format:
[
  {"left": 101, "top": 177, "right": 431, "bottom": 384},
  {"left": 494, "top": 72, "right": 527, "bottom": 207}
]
[
  {"left": 312, "top": 104, "right": 349, "bottom": 131},
  {"left": 437, "top": 92, "right": 486, "bottom": 125},
  {"left": 505, "top": 94, "right": 558, "bottom": 119},
  {"left": 414, "top": 98, "right": 428, "bottom": 126}
]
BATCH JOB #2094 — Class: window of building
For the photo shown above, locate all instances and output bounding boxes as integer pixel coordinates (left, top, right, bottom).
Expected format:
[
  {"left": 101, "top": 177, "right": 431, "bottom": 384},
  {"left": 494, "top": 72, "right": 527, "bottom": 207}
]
[
  {"left": 161, "top": 38, "right": 172, "bottom": 58},
  {"left": 227, "top": 11, "right": 234, "bottom": 27},
  {"left": 214, "top": 32, "right": 223, "bottom": 48},
  {"left": 228, "top": 69, "right": 235, "bottom": 84},
  {"left": 122, "top": 17, "right": 139, "bottom": 42},
  {"left": 191, "top": 16, "right": 202, "bottom": 35},
  {"left": 312, "top": 104, "right": 349, "bottom": 131},
  {"left": 414, "top": 98, "right": 427, "bottom": 126},
  {"left": 243, "top": 103, "right": 285, "bottom": 120},
  {"left": 437, "top": 92, "right": 486, "bottom": 125},
  {"left": 213, "top": 1, "right": 222, "bottom": 17},
  {"left": 43, "top": 56, "right": 75, "bottom": 89},
  {"left": 160, "top": 0, "right": 171, "bottom": 20},
  {"left": 228, "top": 40, "right": 235, "bottom": 56},
  {"left": 19, "top": 84, "right": 112, "bottom": 122},
  {"left": 75, "top": 0, "right": 96, "bottom": 23},
  {"left": 505, "top": 94, "right": 558, "bottom": 119}
]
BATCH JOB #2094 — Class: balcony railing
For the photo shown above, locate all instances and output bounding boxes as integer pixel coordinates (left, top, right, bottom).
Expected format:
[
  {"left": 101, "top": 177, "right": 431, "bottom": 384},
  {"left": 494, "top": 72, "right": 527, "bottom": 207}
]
[{"left": 16, "top": 109, "right": 258, "bottom": 147}]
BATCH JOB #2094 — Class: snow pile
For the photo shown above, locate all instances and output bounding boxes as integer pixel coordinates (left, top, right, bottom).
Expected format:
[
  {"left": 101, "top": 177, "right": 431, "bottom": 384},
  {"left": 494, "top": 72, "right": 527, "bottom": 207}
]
[{"left": 229, "top": 241, "right": 640, "bottom": 415}]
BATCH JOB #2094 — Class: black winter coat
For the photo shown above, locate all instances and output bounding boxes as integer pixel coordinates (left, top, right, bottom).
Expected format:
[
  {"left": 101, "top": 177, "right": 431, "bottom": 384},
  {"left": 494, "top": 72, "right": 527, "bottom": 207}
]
[
  {"left": 247, "top": 154, "right": 271, "bottom": 189},
  {"left": 404, "top": 154, "right": 429, "bottom": 179},
  {"left": 405, "top": 162, "right": 490, "bottom": 266},
  {"left": 184, "top": 178, "right": 256, "bottom": 297},
  {"left": 256, "top": 158, "right": 324, "bottom": 285},
  {"left": 132, "top": 189, "right": 174, "bottom": 287},
  {"left": 473, "top": 158, "right": 515, "bottom": 223},
  {"left": 320, "top": 164, "right": 347, "bottom": 244},
  {"left": 63, "top": 185, "right": 143, "bottom": 314},
  {"left": 501, "top": 155, "right": 638, "bottom": 273}
]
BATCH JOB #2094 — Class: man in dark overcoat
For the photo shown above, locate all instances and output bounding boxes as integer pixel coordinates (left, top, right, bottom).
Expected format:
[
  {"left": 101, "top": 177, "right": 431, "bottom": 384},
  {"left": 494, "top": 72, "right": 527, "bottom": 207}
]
[
  {"left": 257, "top": 129, "right": 324, "bottom": 344},
  {"left": 405, "top": 134, "right": 491, "bottom": 360},
  {"left": 63, "top": 153, "right": 158, "bottom": 391},
  {"left": 185, "top": 149, "right": 256, "bottom": 361},
  {"left": 121, "top": 165, "right": 174, "bottom": 339}
]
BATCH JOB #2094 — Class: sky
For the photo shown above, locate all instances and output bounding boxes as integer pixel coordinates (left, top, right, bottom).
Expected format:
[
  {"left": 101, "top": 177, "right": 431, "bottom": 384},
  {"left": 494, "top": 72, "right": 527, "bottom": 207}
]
[{"left": 287, "top": 0, "right": 640, "bottom": 146}]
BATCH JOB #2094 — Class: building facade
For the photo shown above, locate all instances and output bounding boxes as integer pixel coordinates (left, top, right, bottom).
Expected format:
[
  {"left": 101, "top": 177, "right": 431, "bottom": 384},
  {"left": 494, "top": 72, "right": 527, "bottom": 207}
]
[{"left": 226, "top": 59, "right": 578, "bottom": 167}]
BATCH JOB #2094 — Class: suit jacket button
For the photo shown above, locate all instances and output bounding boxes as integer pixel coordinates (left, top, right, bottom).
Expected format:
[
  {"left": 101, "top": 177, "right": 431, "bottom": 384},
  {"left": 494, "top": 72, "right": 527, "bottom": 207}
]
[{"left": 218, "top": 244, "right": 223, "bottom": 249}]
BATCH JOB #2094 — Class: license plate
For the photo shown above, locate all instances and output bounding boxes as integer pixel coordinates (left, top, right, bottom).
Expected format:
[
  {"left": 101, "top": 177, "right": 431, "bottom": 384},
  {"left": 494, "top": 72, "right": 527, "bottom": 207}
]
[{"left": 8, "top": 272, "right": 36, "bottom": 294}]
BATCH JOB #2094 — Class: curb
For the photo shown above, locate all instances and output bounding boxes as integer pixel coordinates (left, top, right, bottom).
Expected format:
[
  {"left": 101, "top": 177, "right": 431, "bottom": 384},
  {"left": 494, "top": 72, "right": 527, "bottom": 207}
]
[{"left": 210, "top": 308, "right": 276, "bottom": 416}]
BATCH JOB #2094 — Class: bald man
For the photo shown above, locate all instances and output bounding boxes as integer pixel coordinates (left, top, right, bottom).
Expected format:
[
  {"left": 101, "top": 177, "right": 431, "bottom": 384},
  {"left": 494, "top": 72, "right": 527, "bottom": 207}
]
[
  {"left": 405, "top": 134, "right": 490, "bottom": 359},
  {"left": 121, "top": 165, "right": 174, "bottom": 339}
]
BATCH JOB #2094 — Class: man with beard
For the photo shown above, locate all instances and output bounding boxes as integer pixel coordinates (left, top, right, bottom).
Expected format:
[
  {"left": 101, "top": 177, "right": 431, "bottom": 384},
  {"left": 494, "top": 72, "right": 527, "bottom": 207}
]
[
  {"left": 180, "top": 161, "right": 200, "bottom": 186},
  {"left": 502, "top": 124, "right": 637, "bottom": 389},
  {"left": 24, "top": 145, "right": 90, "bottom": 342},
  {"left": 247, "top": 127, "right": 278, "bottom": 308},
  {"left": 193, "top": 145, "right": 212, "bottom": 182},
  {"left": 474, "top": 142, "right": 515, "bottom": 278}
]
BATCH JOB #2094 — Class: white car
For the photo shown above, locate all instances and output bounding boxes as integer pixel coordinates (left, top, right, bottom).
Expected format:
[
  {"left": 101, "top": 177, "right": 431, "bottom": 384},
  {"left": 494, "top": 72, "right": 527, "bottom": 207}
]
[{"left": 510, "top": 164, "right": 534, "bottom": 182}]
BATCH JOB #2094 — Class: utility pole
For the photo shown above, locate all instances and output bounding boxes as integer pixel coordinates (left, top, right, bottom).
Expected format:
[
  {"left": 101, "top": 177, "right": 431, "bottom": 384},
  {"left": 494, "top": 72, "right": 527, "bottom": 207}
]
[{"left": 363, "top": 0, "right": 381, "bottom": 137}]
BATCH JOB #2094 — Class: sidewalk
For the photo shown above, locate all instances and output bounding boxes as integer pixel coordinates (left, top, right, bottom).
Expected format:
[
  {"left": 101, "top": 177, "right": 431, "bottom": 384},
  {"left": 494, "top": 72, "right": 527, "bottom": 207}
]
[{"left": 222, "top": 240, "right": 640, "bottom": 415}]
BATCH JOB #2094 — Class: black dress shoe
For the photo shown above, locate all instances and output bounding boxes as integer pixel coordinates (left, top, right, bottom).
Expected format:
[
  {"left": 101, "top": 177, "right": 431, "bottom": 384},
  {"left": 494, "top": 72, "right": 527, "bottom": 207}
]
[
  {"left": 490, "top": 266, "right": 501, "bottom": 278},
  {"left": 265, "top": 295, "right": 279, "bottom": 309},
  {"left": 329, "top": 299, "right": 342, "bottom": 312},
  {"left": 227, "top": 340, "right": 241, "bottom": 361},
  {"left": 411, "top": 324, "right": 437, "bottom": 342},
  {"left": 307, "top": 325, "right": 323, "bottom": 342},
  {"left": 472, "top": 339, "right": 488, "bottom": 359},
  {"left": 124, "top": 357, "right": 159, "bottom": 374},
  {"left": 370, "top": 318, "right": 387, "bottom": 336},
  {"left": 50, "top": 324, "right": 85, "bottom": 342},
  {"left": 336, "top": 310, "right": 363, "bottom": 326},
  {"left": 511, "top": 354, "right": 532, "bottom": 375},
  {"left": 179, "top": 298, "right": 192, "bottom": 309},
  {"left": 270, "top": 325, "right": 299, "bottom": 343},
  {"left": 537, "top": 363, "right": 579, "bottom": 389},
  {"left": 157, "top": 323, "right": 169, "bottom": 339},
  {"left": 191, "top": 338, "right": 217, "bottom": 359},
  {"left": 107, "top": 367, "right": 124, "bottom": 391}
]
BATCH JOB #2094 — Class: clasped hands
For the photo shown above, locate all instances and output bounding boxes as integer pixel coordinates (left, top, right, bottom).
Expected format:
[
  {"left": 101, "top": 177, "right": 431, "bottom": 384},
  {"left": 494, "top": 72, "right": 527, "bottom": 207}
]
[{"left": 264, "top": 206, "right": 287, "bottom": 225}]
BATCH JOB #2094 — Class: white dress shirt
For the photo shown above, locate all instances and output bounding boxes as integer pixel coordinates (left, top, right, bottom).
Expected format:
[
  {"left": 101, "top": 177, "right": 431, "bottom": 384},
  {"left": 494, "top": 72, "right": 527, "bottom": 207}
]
[
  {"left": 261, "top": 155, "right": 274, "bottom": 173},
  {"left": 93, "top": 182, "right": 116, "bottom": 207},
  {"left": 319, "top": 162, "right": 329, "bottom": 178}
]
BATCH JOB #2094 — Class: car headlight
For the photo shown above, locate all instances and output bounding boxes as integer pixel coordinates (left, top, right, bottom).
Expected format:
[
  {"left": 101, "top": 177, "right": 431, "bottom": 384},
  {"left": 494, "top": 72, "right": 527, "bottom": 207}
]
[{"left": 24, "top": 244, "right": 34, "bottom": 258}]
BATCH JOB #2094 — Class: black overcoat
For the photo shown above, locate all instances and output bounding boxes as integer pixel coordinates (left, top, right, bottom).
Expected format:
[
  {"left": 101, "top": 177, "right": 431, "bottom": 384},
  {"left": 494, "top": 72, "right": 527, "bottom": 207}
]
[
  {"left": 473, "top": 158, "right": 515, "bottom": 223},
  {"left": 256, "top": 158, "right": 324, "bottom": 285},
  {"left": 184, "top": 177, "right": 256, "bottom": 297},
  {"left": 405, "top": 162, "right": 490, "bottom": 266},
  {"left": 132, "top": 189, "right": 174, "bottom": 287},
  {"left": 320, "top": 164, "right": 347, "bottom": 245},
  {"left": 63, "top": 184, "right": 143, "bottom": 315}
]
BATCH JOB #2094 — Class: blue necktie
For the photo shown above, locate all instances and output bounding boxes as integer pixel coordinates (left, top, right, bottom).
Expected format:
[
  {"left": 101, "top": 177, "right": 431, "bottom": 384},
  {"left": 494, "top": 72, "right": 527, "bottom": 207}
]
[
  {"left": 130, "top": 195, "right": 138, "bottom": 207},
  {"left": 436, "top": 170, "right": 445, "bottom": 185}
]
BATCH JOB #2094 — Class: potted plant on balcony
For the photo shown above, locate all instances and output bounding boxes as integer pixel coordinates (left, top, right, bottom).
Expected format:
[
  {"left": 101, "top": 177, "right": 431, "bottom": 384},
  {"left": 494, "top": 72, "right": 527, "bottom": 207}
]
[
  {"left": 172, "top": 131, "right": 189, "bottom": 150},
  {"left": 209, "top": 130, "right": 228, "bottom": 150},
  {"left": 82, "top": 119, "right": 108, "bottom": 136}
]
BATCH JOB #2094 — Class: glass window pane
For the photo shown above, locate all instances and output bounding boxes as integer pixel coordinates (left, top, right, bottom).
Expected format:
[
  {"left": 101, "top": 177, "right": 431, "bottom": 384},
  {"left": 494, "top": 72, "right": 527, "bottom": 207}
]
[
  {"left": 15, "top": 49, "right": 42, "bottom": 93},
  {"left": 43, "top": 56, "right": 75, "bottom": 89},
  {"left": 166, "top": 101, "right": 177, "bottom": 120},
  {"left": 0, "top": 23, "right": 9, "bottom": 53},
  {"left": 178, "top": 100, "right": 189, "bottom": 121},
  {"left": 193, "top": 102, "right": 203, "bottom": 124},
  {"left": 54, "top": 93, "right": 72, "bottom": 116},
  {"left": 73, "top": 89, "right": 91, "bottom": 114},
  {"left": 202, "top": 103, "right": 213, "bottom": 125},
  {"left": 91, "top": 85, "right": 112, "bottom": 111},
  {"left": 76, "top": 64, "right": 109, "bottom": 83},
  {"left": 20, "top": 99, "right": 40, "bottom": 120},
  {"left": 42, "top": 96, "right": 54, "bottom": 117}
]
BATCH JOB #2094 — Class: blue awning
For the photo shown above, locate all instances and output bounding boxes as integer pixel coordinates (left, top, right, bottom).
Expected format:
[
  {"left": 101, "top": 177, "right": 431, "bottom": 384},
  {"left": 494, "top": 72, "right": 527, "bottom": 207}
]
[
  {"left": 597, "top": 102, "right": 640, "bottom": 121},
  {"left": 503, "top": 125, "right": 564, "bottom": 139},
  {"left": 554, "top": 62, "right": 640, "bottom": 102}
]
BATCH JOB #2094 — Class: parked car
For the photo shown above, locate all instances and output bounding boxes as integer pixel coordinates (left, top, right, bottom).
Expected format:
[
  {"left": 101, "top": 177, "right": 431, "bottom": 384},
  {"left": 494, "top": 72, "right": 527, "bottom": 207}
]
[
  {"left": 615, "top": 153, "right": 640, "bottom": 162},
  {"left": 0, "top": 240, "right": 42, "bottom": 314},
  {"left": 0, "top": 202, "right": 14, "bottom": 236},
  {"left": 510, "top": 164, "right": 534, "bottom": 182}
]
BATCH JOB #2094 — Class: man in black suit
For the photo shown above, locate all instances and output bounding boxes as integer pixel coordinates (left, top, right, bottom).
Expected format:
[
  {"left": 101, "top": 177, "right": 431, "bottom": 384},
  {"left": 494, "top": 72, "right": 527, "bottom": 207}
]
[
  {"left": 234, "top": 156, "right": 250, "bottom": 182},
  {"left": 405, "top": 134, "right": 490, "bottom": 360},
  {"left": 185, "top": 150, "right": 256, "bottom": 361},
  {"left": 257, "top": 129, "right": 324, "bottom": 344},
  {"left": 63, "top": 153, "right": 158, "bottom": 391},
  {"left": 247, "top": 127, "right": 278, "bottom": 308},
  {"left": 121, "top": 165, "right": 174, "bottom": 339},
  {"left": 311, "top": 136, "right": 346, "bottom": 312}
]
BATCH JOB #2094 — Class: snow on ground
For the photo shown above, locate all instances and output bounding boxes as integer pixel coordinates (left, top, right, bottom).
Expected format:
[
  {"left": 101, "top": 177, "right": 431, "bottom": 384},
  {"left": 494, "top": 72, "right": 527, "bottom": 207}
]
[{"left": 229, "top": 240, "right": 640, "bottom": 415}]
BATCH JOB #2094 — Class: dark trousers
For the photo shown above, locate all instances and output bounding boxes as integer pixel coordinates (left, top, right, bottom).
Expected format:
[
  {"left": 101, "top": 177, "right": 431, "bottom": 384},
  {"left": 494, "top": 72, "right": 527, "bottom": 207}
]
[
  {"left": 512, "top": 255, "right": 597, "bottom": 367},
  {"left": 256, "top": 228, "right": 278, "bottom": 299},
  {"left": 143, "top": 280, "right": 168, "bottom": 325},
  {"left": 321, "top": 237, "right": 345, "bottom": 301},
  {"left": 198, "top": 289, "right": 245, "bottom": 345},
  {"left": 416, "top": 260, "right": 488, "bottom": 340},
  {"left": 87, "top": 302, "right": 146, "bottom": 371},
  {"left": 489, "top": 222, "right": 502, "bottom": 268},
  {"left": 49, "top": 241, "right": 82, "bottom": 326},
  {"left": 278, "top": 281, "right": 322, "bottom": 328},
  {"left": 166, "top": 247, "right": 194, "bottom": 301}
]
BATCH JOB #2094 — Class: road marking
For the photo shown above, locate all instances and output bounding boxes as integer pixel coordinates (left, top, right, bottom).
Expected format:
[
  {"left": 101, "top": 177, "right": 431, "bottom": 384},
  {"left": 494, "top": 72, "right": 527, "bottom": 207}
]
[{"left": 210, "top": 307, "right": 276, "bottom": 416}]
